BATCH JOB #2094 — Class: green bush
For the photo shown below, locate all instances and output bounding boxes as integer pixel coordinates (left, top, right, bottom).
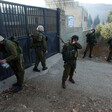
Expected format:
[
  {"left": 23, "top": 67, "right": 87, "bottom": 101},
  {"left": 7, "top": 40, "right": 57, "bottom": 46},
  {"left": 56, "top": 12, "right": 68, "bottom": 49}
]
[
  {"left": 100, "top": 22, "right": 112, "bottom": 39},
  {"left": 95, "top": 22, "right": 112, "bottom": 39}
]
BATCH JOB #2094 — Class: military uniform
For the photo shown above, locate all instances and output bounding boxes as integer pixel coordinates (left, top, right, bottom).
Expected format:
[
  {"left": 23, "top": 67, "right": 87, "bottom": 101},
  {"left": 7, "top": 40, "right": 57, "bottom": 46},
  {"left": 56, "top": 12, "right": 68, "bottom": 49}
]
[
  {"left": 62, "top": 36, "right": 82, "bottom": 88},
  {"left": 107, "top": 38, "right": 112, "bottom": 62},
  {"left": 83, "top": 31, "right": 97, "bottom": 58},
  {"left": 31, "top": 31, "right": 47, "bottom": 71},
  {"left": 0, "top": 39, "right": 24, "bottom": 92}
]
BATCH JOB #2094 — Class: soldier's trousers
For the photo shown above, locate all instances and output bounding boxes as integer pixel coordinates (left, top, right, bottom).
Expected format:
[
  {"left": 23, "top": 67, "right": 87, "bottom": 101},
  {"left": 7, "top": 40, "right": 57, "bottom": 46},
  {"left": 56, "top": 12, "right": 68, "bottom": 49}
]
[
  {"left": 35, "top": 48, "right": 46, "bottom": 68},
  {"left": 84, "top": 43, "right": 94, "bottom": 56},
  {"left": 62, "top": 60, "right": 76, "bottom": 81},
  {"left": 107, "top": 50, "right": 112, "bottom": 61},
  {"left": 11, "top": 54, "right": 24, "bottom": 86}
]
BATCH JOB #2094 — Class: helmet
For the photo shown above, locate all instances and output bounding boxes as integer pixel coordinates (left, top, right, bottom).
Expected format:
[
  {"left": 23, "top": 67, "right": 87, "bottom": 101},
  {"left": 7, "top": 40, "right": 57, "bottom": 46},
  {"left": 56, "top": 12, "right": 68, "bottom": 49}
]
[
  {"left": 36, "top": 25, "right": 44, "bottom": 32},
  {"left": 0, "top": 35, "right": 4, "bottom": 41},
  {"left": 71, "top": 35, "right": 79, "bottom": 41}
]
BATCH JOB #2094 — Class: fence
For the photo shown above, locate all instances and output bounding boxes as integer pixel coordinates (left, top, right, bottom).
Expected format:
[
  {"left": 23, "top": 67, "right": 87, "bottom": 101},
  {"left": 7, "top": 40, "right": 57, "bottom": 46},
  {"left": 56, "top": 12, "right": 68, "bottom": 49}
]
[{"left": 0, "top": 1, "right": 60, "bottom": 81}]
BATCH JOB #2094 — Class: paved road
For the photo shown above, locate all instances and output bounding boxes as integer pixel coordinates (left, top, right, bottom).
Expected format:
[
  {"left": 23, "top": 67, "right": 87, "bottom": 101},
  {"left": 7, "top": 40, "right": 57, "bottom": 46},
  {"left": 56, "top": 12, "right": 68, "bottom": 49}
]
[
  {"left": 0, "top": 54, "right": 112, "bottom": 112},
  {"left": 46, "top": 57, "right": 112, "bottom": 99}
]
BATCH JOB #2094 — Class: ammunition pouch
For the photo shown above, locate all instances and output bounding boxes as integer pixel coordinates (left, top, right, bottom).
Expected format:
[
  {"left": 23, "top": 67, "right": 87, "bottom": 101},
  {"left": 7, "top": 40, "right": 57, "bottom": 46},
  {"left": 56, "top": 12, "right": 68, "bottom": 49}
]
[{"left": 62, "top": 50, "right": 77, "bottom": 61}]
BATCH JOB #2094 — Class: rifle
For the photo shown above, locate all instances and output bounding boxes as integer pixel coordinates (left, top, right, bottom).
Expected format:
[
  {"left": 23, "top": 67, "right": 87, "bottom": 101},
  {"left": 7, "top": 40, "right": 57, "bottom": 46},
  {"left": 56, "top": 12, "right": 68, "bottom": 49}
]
[
  {"left": 83, "top": 29, "right": 91, "bottom": 32},
  {"left": 59, "top": 37, "right": 66, "bottom": 44}
]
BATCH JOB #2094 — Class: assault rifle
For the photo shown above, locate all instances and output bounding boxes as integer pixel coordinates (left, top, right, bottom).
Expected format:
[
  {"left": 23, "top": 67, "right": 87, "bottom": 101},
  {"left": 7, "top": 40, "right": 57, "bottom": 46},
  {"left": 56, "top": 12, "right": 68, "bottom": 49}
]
[{"left": 59, "top": 37, "right": 66, "bottom": 44}]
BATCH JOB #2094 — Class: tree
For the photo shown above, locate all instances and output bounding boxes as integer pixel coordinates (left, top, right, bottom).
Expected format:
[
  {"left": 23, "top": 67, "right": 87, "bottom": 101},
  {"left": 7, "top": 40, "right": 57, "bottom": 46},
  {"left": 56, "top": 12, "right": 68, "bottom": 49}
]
[
  {"left": 93, "top": 15, "right": 100, "bottom": 28},
  {"left": 95, "top": 12, "right": 112, "bottom": 40},
  {"left": 87, "top": 14, "right": 93, "bottom": 28},
  {"left": 107, "top": 11, "right": 112, "bottom": 23},
  {"left": 95, "top": 23, "right": 103, "bottom": 38}
]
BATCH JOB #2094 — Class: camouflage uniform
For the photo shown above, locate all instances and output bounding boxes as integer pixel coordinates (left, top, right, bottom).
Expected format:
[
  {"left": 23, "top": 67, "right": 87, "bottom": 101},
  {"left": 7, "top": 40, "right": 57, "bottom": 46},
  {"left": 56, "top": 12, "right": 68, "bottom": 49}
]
[
  {"left": 0, "top": 39, "right": 24, "bottom": 86},
  {"left": 31, "top": 31, "right": 47, "bottom": 70},
  {"left": 83, "top": 32, "right": 97, "bottom": 58},
  {"left": 107, "top": 38, "right": 112, "bottom": 61},
  {"left": 62, "top": 41, "right": 82, "bottom": 83}
]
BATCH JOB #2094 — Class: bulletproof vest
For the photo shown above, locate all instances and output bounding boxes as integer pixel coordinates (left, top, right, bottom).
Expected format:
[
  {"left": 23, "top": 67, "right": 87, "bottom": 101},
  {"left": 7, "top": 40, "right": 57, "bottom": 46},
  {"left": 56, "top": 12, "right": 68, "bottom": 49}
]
[
  {"left": 62, "top": 43, "right": 78, "bottom": 61},
  {"left": 32, "top": 32, "right": 43, "bottom": 47}
]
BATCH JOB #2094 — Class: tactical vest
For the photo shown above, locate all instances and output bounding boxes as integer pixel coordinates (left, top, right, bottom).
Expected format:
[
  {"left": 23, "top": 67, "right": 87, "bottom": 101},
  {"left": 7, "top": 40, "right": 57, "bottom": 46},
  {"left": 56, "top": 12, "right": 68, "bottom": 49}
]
[
  {"left": 86, "top": 33, "right": 96, "bottom": 44},
  {"left": 32, "top": 32, "right": 43, "bottom": 48},
  {"left": 62, "top": 43, "right": 78, "bottom": 61}
]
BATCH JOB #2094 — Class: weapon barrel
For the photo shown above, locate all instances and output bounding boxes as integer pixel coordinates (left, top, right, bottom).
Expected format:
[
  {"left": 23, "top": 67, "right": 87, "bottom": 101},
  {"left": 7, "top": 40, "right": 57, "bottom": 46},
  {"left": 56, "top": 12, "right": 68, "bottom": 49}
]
[{"left": 83, "top": 29, "right": 91, "bottom": 32}]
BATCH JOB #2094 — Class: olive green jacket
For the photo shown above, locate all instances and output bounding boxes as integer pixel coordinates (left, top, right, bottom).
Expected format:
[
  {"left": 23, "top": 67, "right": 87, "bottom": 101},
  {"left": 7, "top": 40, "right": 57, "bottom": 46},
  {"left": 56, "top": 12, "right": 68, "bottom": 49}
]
[
  {"left": 0, "top": 40, "right": 22, "bottom": 62},
  {"left": 31, "top": 31, "right": 47, "bottom": 51},
  {"left": 62, "top": 42, "right": 82, "bottom": 61},
  {"left": 86, "top": 33, "right": 97, "bottom": 44}
]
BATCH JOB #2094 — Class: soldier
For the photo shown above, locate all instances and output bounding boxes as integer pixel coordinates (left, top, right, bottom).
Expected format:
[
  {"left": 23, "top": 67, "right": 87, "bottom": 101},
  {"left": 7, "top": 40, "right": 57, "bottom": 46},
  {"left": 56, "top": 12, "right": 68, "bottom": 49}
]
[
  {"left": 0, "top": 35, "right": 24, "bottom": 93},
  {"left": 30, "top": 25, "right": 48, "bottom": 72},
  {"left": 83, "top": 29, "right": 97, "bottom": 58},
  {"left": 107, "top": 37, "right": 112, "bottom": 62},
  {"left": 62, "top": 35, "right": 82, "bottom": 89}
]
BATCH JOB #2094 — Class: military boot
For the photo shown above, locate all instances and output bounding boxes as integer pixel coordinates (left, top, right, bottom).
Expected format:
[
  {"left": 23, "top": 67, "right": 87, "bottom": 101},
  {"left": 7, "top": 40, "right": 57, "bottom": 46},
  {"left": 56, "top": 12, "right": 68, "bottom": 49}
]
[
  {"left": 62, "top": 81, "right": 66, "bottom": 89},
  {"left": 12, "top": 82, "right": 19, "bottom": 87},
  {"left": 33, "top": 66, "right": 40, "bottom": 72},
  {"left": 89, "top": 54, "right": 92, "bottom": 58},
  {"left": 69, "top": 77, "right": 75, "bottom": 84},
  {"left": 12, "top": 85, "right": 23, "bottom": 93},
  {"left": 42, "top": 67, "right": 48, "bottom": 71},
  {"left": 107, "top": 59, "right": 111, "bottom": 62},
  {"left": 83, "top": 52, "right": 86, "bottom": 58}
]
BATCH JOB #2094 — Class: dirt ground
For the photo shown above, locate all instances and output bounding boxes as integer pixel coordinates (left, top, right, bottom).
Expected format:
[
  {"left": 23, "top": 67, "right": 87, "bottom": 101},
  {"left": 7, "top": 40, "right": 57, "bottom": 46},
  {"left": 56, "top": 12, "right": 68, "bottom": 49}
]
[
  {"left": 80, "top": 41, "right": 109, "bottom": 60},
  {"left": 0, "top": 55, "right": 112, "bottom": 112}
]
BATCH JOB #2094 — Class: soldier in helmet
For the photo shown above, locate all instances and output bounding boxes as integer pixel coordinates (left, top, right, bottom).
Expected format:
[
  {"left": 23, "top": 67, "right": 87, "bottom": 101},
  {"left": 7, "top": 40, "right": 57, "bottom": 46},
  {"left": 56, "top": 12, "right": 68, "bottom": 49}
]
[
  {"left": 83, "top": 29, "right": 97, "bottom": 58},
  {"left": 62, "top": 35, "right": 82, "bottom": 89},
  {"left": 107, "top": 37, "right": 112, "bottom": 62},
  {"left": 0, "top": 35, "right": 24, "bottom": 93},
  {"left": 30, "top": 25, "right": 48, "bottom": 72}
]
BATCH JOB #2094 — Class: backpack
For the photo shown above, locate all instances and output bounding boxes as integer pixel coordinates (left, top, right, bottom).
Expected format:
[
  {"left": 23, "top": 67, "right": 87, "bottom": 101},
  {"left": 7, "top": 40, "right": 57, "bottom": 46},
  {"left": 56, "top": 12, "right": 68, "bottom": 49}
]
[{"left": 8, "top": 36, "right": 23, "bottom": 54}]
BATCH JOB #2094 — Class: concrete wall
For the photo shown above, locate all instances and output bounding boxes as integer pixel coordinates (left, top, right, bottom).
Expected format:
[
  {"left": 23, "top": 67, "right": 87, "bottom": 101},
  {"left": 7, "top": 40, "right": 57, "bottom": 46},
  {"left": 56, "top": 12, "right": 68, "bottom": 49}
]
[
  {"left": 65, "top": 6, "right": 82, "bottom": 28},
  {"left": 59, "top": 9, "right": 86, "bottom": 52},
  {"left": 45, "top": 0, "right": 88, "bottom": 31},
  {"left": 82, "top": 7, "right": 88, "bottom": 31},
  {"left": 82, "top": 31, "right": 89, "bottom": 48}
]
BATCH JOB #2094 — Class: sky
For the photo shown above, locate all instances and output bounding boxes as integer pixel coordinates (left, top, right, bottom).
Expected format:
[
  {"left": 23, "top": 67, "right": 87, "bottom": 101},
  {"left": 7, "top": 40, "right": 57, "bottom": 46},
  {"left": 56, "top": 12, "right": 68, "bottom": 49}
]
[
  {"left": 2, "top": 0, "right": 46, "bottom": 7},
  {"left": 75, "top": 0, "right": 112, "bottom": 4},
  {"left": 1, "top": 0, "right": 112, "bottom": 7}
]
